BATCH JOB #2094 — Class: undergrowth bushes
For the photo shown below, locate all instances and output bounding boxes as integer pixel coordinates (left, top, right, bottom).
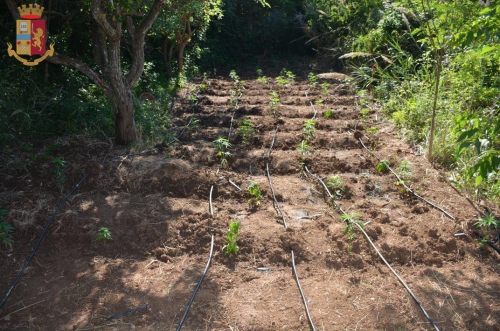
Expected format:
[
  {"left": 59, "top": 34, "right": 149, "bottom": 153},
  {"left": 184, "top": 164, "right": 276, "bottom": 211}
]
[{"left": 306, "top": 0, "right": 500, "bottom": 205}]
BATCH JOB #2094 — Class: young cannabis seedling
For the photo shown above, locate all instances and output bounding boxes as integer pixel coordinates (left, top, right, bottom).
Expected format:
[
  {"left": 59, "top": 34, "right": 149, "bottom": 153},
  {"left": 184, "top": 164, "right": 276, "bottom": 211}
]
[
  {"left": 324, "top": 109, "right": 334, "bottom": 119},
  {"left": 303, "top": 119, "right": 316, "bottom": 140},
  {"left": 365, "top": 127, "right": 379, "bottom": 135},
  {"left": 214, "top": 137, "right": 232, "bottom": 167},
  {"left": 269, "top": 91, "right": 280, "bottom": 116},
  {"left": 256, "top": 68, "right": 268, "bottom": 85},
  {"left": 0, "top": 206, "right": 13, "bottom": 248},
  {"left": 326, "top": 175, "right": 345, "bottom": 200},
  {"left": 340, "top": 212, "right": 363, "bottom": 249},
  {"left": 188, "top": 117, "right": 200, "bottom": 130},
  {"left": 474, "top": 214, "right": 500, "bottom": 246},
  {"left": 95, "top": 227, "right": 112, "bottom": 242},
  {"left": 376, "top": 160, "right": 389, "bottom": 173},
  {"left": 229, "top": 70, "right": 240, "bottom": 85},
  {"left": 320, "top": 82, "right": 330, "bottom": 94},
  {"left": 248, "top": 181, "right": 264, "bottom": 207},
  {"left": 223, "top": 221, "right": 240, "bottom": 257},
  {"left": 308, "top": 72, "right": 318, "bottom": 87},
  {"left": 229, "top": 89, "right": 240, "bottom": 107},
  {"left": 297, "top": 140, "right": 311, "bottom": 156},
  {"left": 276, "top": 68, "right": 295, "bottom": 87},
  {"left": 237, "top": 119, "right": 256, "bottom": 145}
]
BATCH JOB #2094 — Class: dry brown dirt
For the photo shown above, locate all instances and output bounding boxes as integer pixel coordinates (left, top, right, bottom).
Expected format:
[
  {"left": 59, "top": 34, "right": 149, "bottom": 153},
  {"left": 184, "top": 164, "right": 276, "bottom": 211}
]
[{"left": 1, "top": 66, "right": 499, "bottom": 331}]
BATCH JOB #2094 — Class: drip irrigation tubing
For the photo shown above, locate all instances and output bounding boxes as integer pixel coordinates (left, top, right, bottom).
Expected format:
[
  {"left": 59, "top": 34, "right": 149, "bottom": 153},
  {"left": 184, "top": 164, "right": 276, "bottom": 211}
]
[
  {"left": 0, "top": 173, "right": 90, "bottom": 309},
  {"left": 356, "top": 136, "right": 455, "bottom": 221},
  {"left": 265, "top": 127, "right": 316, "bottom": 331},
  {"left": 175, "top": 234, "right": 214, "bottom": 331},
  {"left": 474, "top": 232, "right": 500, "bottom": 254},
  {"left": 305, "top": 166, "right": 441, "bottom": 331},
  {"left": 176, "top": 180, "right": 216, "bottom": 329},
  {"left": 106, "top": 303, "right": 148, "bottom": 321},
  {"left": 305, "top": 90, "right": 317, "bottom": 120}
]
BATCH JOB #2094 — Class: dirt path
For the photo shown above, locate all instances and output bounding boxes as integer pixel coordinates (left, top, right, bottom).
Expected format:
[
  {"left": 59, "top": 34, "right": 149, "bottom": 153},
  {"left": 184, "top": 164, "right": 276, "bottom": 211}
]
[{"left": 1, "top": 69, "right": 499, "bottom": 331}]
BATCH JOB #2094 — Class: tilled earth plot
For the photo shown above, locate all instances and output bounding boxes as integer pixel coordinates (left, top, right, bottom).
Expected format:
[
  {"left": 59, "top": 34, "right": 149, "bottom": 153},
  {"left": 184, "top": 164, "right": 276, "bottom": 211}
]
[{"left": 1, "top": 71, "right": 499, "bottom": 331}]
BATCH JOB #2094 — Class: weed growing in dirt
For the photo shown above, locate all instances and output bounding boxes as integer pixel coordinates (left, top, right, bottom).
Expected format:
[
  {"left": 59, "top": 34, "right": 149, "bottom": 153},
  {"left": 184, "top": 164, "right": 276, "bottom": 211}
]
[
  {"left": 214, "top": 137, "right": 232, "bottom": 167},
  {"left": 340, "top": 212, "right": 364, "bottom": 250},
  {"left": 359, "top": 108, "right": 371, "bottom": 121},
  {"left": 366, "top": 127, "right": 379, "bottom": 135},
  {"left": 303, "top": 119, "right": 316, "bottom": 140},
  {"left": 315, "top": 98, "right": 324, "bottom": 105},
  {"left": 237, "top": 119, "right": 256, "bottom": 145},
  {"left": 248, "top": 181, "right": 264, "bottom": 207},
  {"left": 0, "top": 206, "right": 13, "bottom": 248},
  {"left": 324, "top": 109, "right": 334, "bottom": 118},
  {"left": 474, "top": 214, "right": 500, "bottom": 247},
  {"left": 223, "top": 221, "right": 240, "bottom": 257},
  {"left": 308, "top": 72, "right": 318, "bottom": 88},
  {"left": 397, "top": 159, "right": 412, "bottom": 176},
  {"left": 326, "top": 175, "right": 345, "bottom": 200},
  {"left": 96, "top": 227, "right": 112, "bottom": 242},
  {"left": 376, "top": 160, "right": 389, "bottom": 173},
  {"left": 52, "top": 157, "right": 66, "bottom": 190}
]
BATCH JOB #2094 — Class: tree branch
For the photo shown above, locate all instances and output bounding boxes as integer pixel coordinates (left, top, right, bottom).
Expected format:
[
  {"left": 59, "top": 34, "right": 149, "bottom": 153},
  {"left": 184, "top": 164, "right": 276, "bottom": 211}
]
[
  {"left": 46, "top": 53, "right": 110, "bottom": 97},
  {"left": 91, "top": 0, "right": 118, "bottom": 39},
  {"left": 136, "top": 0, "right": 166, "bottom": 36},
  {"left": 126, "top": 0, "right": 166, "bottom": 86}
]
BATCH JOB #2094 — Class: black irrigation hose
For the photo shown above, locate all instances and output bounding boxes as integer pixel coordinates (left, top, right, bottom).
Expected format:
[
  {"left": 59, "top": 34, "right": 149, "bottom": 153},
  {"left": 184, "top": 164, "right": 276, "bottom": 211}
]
[
  {"left": 265, "top": 162, "right": 288, "bottom": 229},
  {"left": 175, "top": 233, "right": 214, "bottom": 331},
  {"left": 305, "top": 166, "right": 441, "bottom": 331},
  {"left": 356, "top": 136, "right": 455, "bottom": 221},
  {"left": 265, "top": 128, "right": 316, "bottom": 331},
  {"left": 106, "top": 303, "right": 148, "bottom": 321},
  {"left": 474, "top": 232, "right": 500, "bottom": 254},
  {"left": 176, "top": 186, "right": 215, "bottom": 330},
  {"left": 0, "top": 173, "right": 90, "bottom": 310}
]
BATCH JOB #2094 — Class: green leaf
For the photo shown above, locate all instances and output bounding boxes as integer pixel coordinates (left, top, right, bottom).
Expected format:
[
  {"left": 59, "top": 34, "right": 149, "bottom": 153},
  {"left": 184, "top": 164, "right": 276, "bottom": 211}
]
[
  {"left": 480, "top": 45, "right": 496, "bottom": 54},
  {"left": 474, "top": 139, "right": 482, "bottom": 155},
  {"left": 475, "top": 174, "right": 483, "bottom": 186},
  {"left": 457, "top": 128, "right": 478, "bottom": 142}
]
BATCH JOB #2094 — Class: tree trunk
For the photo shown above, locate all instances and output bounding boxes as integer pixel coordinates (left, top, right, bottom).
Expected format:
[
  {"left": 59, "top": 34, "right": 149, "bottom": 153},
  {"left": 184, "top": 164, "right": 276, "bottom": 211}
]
[
  {"left": 162, "top": 35, "right": 175, "bottom": 80},
  {"left": 177, "top": 41, "right": 187, "bottom": 74},
  {"left": 112, "top": 91, "right": 137, "bottom": 145}
]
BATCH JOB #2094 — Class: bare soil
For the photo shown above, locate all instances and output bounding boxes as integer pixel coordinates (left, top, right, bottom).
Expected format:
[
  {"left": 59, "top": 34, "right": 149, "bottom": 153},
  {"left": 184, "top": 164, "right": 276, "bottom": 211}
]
[{"left": 1, "top": 66, "right": 499, "bottom": 331}]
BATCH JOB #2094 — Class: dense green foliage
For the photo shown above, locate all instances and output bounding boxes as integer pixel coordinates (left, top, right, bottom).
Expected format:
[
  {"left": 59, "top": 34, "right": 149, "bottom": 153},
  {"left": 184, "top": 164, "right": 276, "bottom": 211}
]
[{"left": 303, "top": 0, "right": 500, "bottom": 204}]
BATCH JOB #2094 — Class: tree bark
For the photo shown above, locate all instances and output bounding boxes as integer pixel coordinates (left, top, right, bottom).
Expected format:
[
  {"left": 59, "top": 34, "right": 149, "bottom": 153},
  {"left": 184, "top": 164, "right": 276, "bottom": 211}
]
[
  {"left": 175, "top": 13, "right": 195, "bottom": 74},
  {"left": 162, "top": 35, "right": 176, "bottom": 80}
]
